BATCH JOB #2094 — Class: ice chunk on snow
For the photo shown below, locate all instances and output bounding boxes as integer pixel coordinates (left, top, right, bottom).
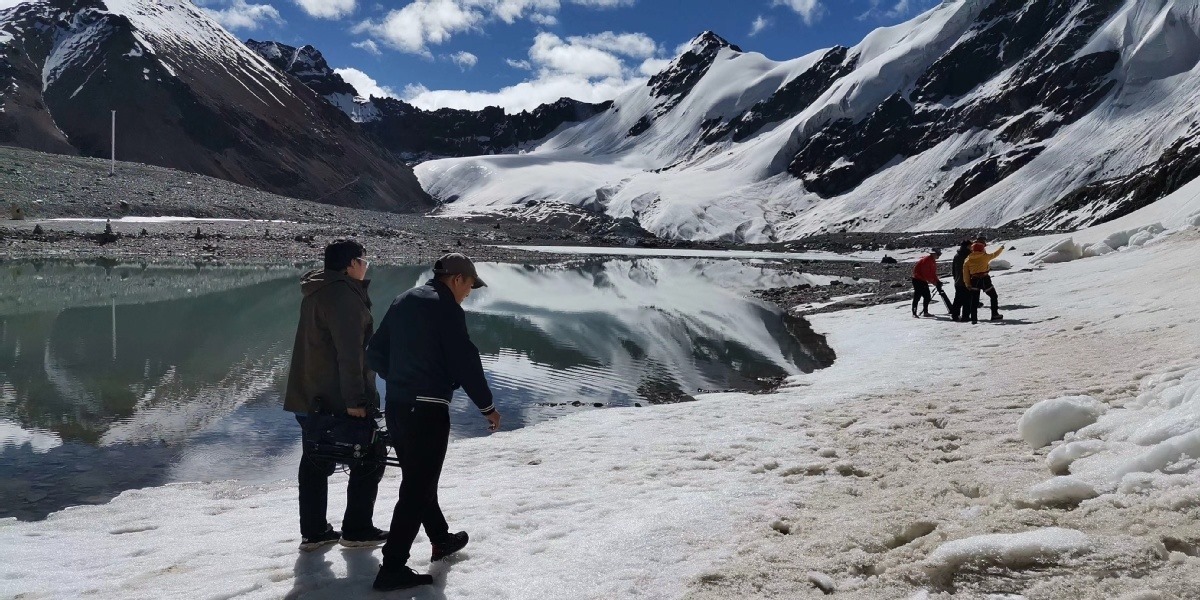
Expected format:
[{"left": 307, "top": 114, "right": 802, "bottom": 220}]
[
  {"left": 1032, "top": 238, "right": 1082, "bottom": 264},
  {"left": 924, "top": 528, "right": 1090, "bottom": 585},
  {"left": 1021, "top": 476, "right": 1098, "bottom": 508},
  {"left": 806, "top": 571, "right": 835, "bottom": 594},
  {"left": 990, "top": 258, "right": 1012, "bottom": 270},
  {"left": 1018, "top": 396, "right": 1106, "bottom": 449},
  {"left": 1127, "top": 230, "right": 1156, "bottom": 247},
  {"left": 1082, "top": 242, "right": 1115, "bottom": 257},
  {"left": 1047, "top": 439, "right": 1106, "bottom": 474},
  {"left": 1063, "top": 368, "right": 1200, "bottom": 486}
]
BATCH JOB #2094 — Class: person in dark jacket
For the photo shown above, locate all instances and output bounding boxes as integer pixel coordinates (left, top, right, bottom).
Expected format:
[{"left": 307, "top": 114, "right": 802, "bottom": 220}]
[
  {"left": 368, "top": 253, "right": 502, "bottom": 592},
  {"left": 284, "top": 239, "right": 386, "bottom": 551},
  {"left": 910, "top": 248, "right": 942, "bottom": 318},
  {"left": 950, "top": 240, "right": 971, "bottom": 321}
]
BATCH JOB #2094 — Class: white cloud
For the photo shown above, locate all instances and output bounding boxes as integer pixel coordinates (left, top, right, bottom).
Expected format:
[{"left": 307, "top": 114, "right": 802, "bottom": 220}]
[
  {"left": 353, "top": 0, "right": 484, "bottom": 56},
  {"left": 530, "top": 32, "right": 624, "bottom": 78},
  {"left": 352, "top": 39, "right": 382, "bottom": 56},
  {"left": 773, "top": 0, "right": 824, "bottom": 25},
  {"left": 638, "top": 57, "right": 670, "bottom": 76},
  {"left": 491, "top": 0, "right": 559, "bottom": 24},
  {"left": 199, "top": 0, "right": 283, "bottom": 31},
  {"left": 403, "top": 75, "right": 635, "bottom": 112},
  {"left": 335, "top": 67, "right": 398, "bottom": 99},
  {"left": 403, "top": 28, "right": 663, "bottom": 113},
  {"left": 450, "top": 50, "right": 479, "bottom": 69},
  {"left": 569, "top": 31, "right": 658, "bottom": 58},
  {"left": 749, "top": 15, "right": 771, "bottom": 36},
  {"left": 352, "top": 0, "right": 641, "bottom": 55},
  {"left": 859, "top": 0, "right": 932, "bottom": 21},
  {"left": 293, "top": 0, "right": 355, "bottom": 19}
]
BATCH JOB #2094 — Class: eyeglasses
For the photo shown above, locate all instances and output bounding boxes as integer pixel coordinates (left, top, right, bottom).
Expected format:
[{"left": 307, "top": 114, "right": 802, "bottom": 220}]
[{"left": 354, "top": 257, "right": 370, "bottom": 269}]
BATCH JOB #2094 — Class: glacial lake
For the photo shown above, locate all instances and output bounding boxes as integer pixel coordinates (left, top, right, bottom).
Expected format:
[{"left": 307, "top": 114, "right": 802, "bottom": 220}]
[{"left": 0, "top": 258, "right": 835, "bottom": 520}]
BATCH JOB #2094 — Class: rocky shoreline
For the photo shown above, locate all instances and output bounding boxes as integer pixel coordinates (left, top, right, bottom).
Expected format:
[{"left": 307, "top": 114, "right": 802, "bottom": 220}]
[{"left": 2, "top": 145, "right": 1051, "bottom": 316}]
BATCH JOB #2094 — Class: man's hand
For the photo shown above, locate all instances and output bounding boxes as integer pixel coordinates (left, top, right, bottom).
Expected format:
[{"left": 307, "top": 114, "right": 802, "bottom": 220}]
[
  {"left": 485, "top": 411, "right": 501, "bottom": 432},
  {"left": 347, "top": 407, "right": 368, "bottom": 418}
]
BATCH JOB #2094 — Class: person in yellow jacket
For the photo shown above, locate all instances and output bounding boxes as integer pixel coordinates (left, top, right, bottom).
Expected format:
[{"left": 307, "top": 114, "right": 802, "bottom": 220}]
[{"left": 962, "top": 239, "right": 1004, "bottom": 324}]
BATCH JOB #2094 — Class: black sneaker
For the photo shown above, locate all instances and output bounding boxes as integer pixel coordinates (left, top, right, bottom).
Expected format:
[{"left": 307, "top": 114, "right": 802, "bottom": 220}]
[
  {"left": 373, "top": 565, "right": 433, "bottom": 591},
  {"left": 340, "top": 527, "right": 388, "bottom": 548},
  {"left": 299, "top": 525, "right": 341, "bottom": 552},
  {"left": 431, "top": 531, "right": 469, "bottom": 561},
  {"left": 991, "top": 313, "right": 1004, "bottom": 321}
]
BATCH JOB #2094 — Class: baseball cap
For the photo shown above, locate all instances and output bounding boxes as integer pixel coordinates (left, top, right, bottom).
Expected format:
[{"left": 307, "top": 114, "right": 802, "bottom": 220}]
[{"left": 433, "top": 253, "right": 487, "bottom": 289}]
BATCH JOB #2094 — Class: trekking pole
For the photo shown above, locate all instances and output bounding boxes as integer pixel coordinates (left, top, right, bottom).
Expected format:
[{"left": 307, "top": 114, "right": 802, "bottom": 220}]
[{"left": 936, "top": 284, "right": 954, "bottom": 317}]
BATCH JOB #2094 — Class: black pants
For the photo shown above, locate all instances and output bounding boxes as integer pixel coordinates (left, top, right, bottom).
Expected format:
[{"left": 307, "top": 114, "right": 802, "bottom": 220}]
[
  {"left": 296, "top": 414, "right": 384, "bottom": 538},
  {"left": 965, "top": 276, "right": 1000, "bottom": 323},
  {"left": 911, "top": 278, "right": 932, "bottom": 315},
  {"left": 381, "top": 403, "right": 451, "bottom": 569},
  {"left": 950, "top": 283, "right": 968, "bottom": 320}
]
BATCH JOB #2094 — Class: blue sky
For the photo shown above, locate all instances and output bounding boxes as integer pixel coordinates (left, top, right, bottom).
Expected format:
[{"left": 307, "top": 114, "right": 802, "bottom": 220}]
[{"left": 197, "top": 0, "right": 939, "bottom": 112}]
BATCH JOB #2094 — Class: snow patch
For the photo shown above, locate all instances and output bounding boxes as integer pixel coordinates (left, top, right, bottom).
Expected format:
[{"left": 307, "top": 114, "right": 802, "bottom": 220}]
[
  {"left": 1020, "top": 476, "right": 1098, "bottom": 508},
  {"left": 1018, "top": 395, "right": 1106, "bottom": 449},
  {"left": 923, "top": 528, "right": 1091, "bottom": 585}
]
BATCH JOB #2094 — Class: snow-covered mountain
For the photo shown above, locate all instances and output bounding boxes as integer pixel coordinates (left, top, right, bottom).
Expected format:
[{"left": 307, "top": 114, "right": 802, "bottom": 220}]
[
  {"left": 418, "top": 0, "right": 1200, "bottom": 241},
  {"left": 246, "top": 39, "right": 610, "bottom": 162},
  {"left": 0, "top": 0, "right": 428, "bottom": 211}
]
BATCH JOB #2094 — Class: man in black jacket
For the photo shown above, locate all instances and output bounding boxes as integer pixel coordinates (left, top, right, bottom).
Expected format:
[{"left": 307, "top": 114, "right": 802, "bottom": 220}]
[
  {"left": 368, "top": 253, "right": 501, "bottom": 591},
  {"left": 949, "top": 240, "right": 972, "bottom": 322},
  {"left": 284, "top": 239, "right": 386, "bottom": 551}
]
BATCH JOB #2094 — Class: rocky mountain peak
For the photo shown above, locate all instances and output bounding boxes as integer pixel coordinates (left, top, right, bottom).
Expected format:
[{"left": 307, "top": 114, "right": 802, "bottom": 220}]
[
  {"left": 685, "top": 31, "right": 741, "bottom": 54},
  {"left": 245, "top": 38, "right": 355, "bottom": 97}
]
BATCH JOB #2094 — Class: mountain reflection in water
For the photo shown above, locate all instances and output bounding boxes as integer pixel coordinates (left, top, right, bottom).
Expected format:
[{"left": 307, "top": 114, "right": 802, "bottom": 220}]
[{"left": 0, "top": 258, "right": 834, "bottom": 520}]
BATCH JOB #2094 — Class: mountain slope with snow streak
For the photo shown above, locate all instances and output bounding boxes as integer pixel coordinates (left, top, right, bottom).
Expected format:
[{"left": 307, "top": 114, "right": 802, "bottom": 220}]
[
  {"left": 0, "top": 0, "right": 428, "bottom": 211},
  {"left": 419, "top": 0, "right": 1200, "bottom": 242}
]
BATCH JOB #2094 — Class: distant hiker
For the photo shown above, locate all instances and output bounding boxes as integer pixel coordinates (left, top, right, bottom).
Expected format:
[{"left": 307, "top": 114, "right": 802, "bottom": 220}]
[
  {"left": 962, "top": 240, "right": 1005, "bottom": 324},
  {"left": 911, "top": 248, "right": 943, "bottom": 318},
  {"left": 284, "top": 239, "right": 387, "bottom": 551},
  {"left": 950, "top": 240, "right": 971, "bottom": 321},
  {"left": 367, "top": 253, "right": 500, "bottom": 592}
]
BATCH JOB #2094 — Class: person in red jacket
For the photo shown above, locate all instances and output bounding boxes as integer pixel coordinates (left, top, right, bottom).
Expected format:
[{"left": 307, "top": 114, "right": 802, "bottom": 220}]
[{"left": 911, "top": 248, "right": 943, "bottom": 318}]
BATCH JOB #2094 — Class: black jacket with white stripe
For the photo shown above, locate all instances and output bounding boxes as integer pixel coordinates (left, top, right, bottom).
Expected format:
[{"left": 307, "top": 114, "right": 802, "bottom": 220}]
[{"left": 367, "top": 279, "right": 495, "bottom": 415}]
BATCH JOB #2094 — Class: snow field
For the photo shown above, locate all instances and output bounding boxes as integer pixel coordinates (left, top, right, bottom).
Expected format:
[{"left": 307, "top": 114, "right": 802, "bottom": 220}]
[{"left": 686, "top": 227, "right": 1200, "bottom": 598}]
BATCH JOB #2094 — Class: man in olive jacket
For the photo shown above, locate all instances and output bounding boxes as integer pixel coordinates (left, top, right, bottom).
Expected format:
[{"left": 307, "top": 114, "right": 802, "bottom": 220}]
[{"left": 284, "top": 239, "right": 386, "bottom": 551}]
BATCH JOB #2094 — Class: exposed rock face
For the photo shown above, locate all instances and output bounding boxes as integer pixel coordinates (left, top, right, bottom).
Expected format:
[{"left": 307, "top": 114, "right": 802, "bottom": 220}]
[
  {"left": 244, "top": 39, "right": 609, "bottom": 161},
  {"left": 1020, "top": 124, "right": 1200, "bottom": 229},
  {"left": 244, "top": 40, "right": 356, "bottom": 97},
  {"left": 630, "top": 31, "right": 739, "bottom": 138},
  {"left": 0, "top": 0, "right": 429, "bottom": 211},
  {"left": 364, "top": 96, "right": 612, "bottom": 161},
  {"left": 702, "top": 46, "right": 858, "bottom": 145},
  {"left": 788, "top": 0, "right": 1121, "bottom": 205}
]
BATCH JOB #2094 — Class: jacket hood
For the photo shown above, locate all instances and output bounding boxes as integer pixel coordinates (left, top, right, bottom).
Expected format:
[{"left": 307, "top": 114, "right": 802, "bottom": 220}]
[{"left": 301, "top": 269, "right": 371, "bottom": 300}]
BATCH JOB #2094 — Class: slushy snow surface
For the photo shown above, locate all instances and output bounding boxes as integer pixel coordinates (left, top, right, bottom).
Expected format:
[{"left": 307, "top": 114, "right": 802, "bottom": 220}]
[{"left": 3, "top": 177, "right": 1200, "bottom": 597}]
